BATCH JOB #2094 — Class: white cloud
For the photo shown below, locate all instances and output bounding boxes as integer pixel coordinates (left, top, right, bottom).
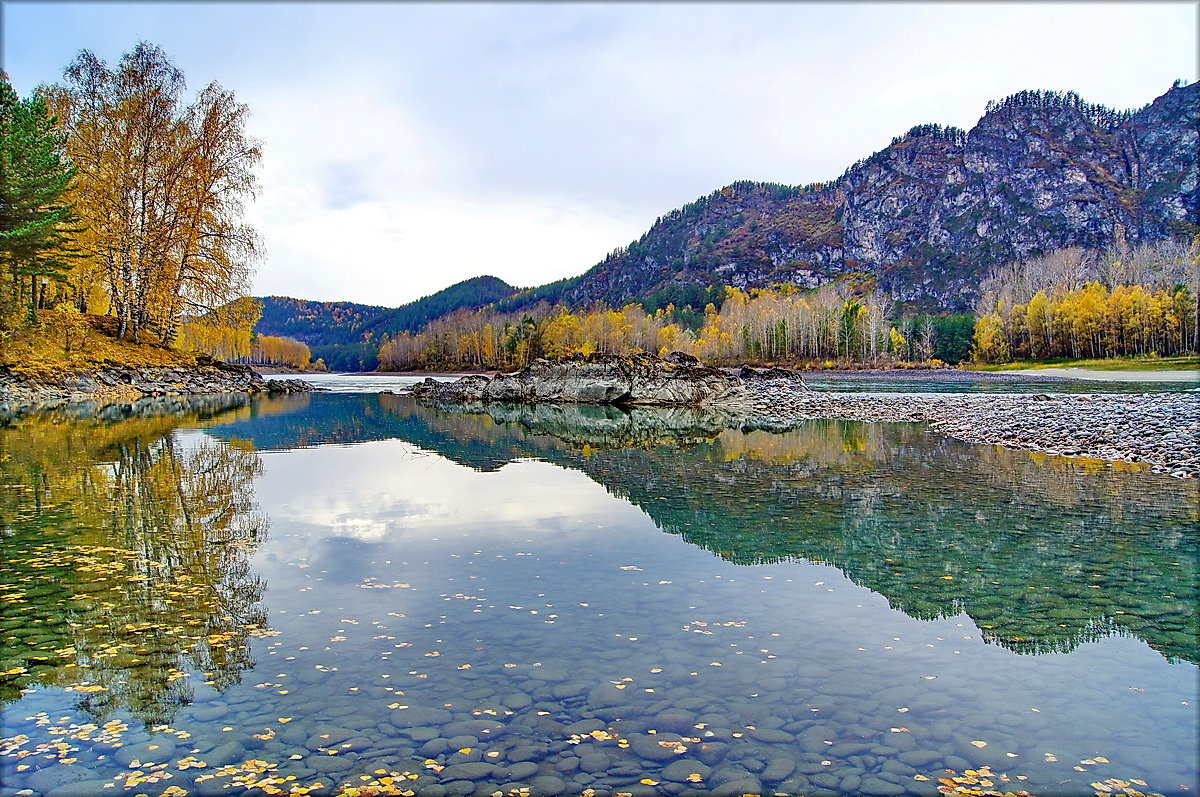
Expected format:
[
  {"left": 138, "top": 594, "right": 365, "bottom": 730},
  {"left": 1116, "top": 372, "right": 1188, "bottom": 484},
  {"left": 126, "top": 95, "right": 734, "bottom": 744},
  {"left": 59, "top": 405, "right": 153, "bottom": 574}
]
[{"left": 255, "top": 438, "right": 649, "bottom": 544}]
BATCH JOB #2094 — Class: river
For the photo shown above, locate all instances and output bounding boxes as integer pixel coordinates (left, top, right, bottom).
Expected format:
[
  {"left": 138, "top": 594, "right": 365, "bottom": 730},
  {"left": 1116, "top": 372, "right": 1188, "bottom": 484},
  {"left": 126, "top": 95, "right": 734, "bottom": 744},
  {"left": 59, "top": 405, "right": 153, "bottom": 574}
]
[{"left": 0, "top": 387, "right": 1195, "bottom": 796}]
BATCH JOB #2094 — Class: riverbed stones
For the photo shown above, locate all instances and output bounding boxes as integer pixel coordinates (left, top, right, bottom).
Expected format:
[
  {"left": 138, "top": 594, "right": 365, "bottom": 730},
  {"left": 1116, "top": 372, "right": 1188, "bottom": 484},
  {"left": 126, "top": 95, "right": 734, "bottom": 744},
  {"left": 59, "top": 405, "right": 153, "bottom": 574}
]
[
  {"left": 391, "top": 706, "right": 452, "bottom": 727},
  {"left": 44, "top": 780, "right": 122, "bottom": 797},
  {"left": 114, "top": 737, "right": 177, "bottom": 767},
  {"left": 661, "top": 758, "right": 712, "bottom": 782},
  {"left": 25, "top": 764, "right": 100, "bottom": 794},
  {"left": 439, "top": 762, "right": 497, "bottom": 781}
]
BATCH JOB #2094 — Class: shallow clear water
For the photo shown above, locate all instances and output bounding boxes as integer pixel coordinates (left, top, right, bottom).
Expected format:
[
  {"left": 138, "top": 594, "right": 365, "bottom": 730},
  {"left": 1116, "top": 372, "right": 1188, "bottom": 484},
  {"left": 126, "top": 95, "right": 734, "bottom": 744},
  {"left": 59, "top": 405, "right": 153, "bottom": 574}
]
[{"left": 1, "top": 394, "right": 1196, "bottom": 797}]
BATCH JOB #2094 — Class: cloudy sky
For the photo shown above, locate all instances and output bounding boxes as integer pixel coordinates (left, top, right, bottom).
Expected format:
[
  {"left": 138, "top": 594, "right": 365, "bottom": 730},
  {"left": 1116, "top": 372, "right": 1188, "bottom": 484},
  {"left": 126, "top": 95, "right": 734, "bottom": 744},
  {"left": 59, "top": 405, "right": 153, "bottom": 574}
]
[{"left": 4, "top": 2, "right": 1196, "bottom": 307}]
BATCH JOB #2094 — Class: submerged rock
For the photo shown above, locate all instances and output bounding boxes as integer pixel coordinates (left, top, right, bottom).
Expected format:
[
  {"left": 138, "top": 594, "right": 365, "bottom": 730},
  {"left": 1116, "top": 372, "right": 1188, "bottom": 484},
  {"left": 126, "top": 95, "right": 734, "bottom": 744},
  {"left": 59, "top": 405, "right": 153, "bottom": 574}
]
[{"left": 409, "top": 353, "right": 745, "bottom": 407}]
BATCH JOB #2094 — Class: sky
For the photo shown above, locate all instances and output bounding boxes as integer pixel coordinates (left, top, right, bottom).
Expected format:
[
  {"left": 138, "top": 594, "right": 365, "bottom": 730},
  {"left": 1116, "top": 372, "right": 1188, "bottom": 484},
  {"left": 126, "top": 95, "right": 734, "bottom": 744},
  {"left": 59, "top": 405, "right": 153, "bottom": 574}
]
[{"left": 3, "top": 2, "right": 1197, "bottom": 308}]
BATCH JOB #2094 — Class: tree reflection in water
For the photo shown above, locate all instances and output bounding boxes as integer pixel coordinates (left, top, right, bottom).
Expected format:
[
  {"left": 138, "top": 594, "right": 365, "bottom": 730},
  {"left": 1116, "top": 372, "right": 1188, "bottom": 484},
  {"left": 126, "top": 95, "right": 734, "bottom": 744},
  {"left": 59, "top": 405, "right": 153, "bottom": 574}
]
[{"left": 0, "top": 397, "right": 269, "bottom": 724}]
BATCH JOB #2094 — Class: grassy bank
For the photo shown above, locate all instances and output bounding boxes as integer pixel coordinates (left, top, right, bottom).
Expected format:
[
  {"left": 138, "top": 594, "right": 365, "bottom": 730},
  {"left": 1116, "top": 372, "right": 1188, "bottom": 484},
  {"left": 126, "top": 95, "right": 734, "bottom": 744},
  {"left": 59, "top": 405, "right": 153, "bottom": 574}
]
[
  {"left": 0, "top": 312, "right": 202, "bottom": 380},
  {"left": 967, "top": 355, "right": 1200, "bottom": 373}
]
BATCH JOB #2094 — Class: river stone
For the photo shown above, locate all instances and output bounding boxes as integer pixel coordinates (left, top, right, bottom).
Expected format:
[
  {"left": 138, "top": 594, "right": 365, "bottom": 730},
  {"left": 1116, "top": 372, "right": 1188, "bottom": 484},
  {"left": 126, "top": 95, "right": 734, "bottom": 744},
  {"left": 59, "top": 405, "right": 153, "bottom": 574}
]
[
  {"left": 711, "top": 778, "right": 763, "bottom": 796},
  {"left": 898, "top": 749, "right": 942, "bottom": 767},
  {"left": 860, "top": 775, "right": 907, "bottom": 795},
  {"left": 439, "top": 762, "right": 497, "bottom": 781},
  {"left": 502, "top": 693, "right": 533, "bottom": 710},
  {"left": 661, "top": 759, "right": 712, "bottom": 783},
  {"left": 527, "top": 667, "right": 570, "bottom": 682},
  {"left": 339, "top": 736, "right": 374, "bottom": 752},
  {"left": 565, "top": 719, "right": 605, "bottom": 736},
  {"left": 528, "top": 775, "right": 567, "bottom": 795},
  {"left": 748, "top": 727, "right": 793, "bottom": 743},
  {"left": 194, "top": 776, "right": 240, "bottom": 796},
  {"left": 882, "top": 759, "right": 917, "bottom": 776},
  {"left": 417, "top": 786, "right": 447, "bottom": 797},
  {"left": 651, "top": 711, "right": 696, "bottom": 734},
  {"left": 400, "top": 726, "right": 440, "bottom": 742},
  {"left": 419, "top": 739, "right": 450, "bottom": 757},
  {"left": 443, "top": 780, "right": 474, "bottom": 796},
  {"left": 44, "top": 781, "right": 121, "bottom": 797},
  {"left": 628, "top": 732, "right": 688, "bottom": 761},
  {"left": 190, "top": 703, "right": 227, "bottom": 722},
  {"left": 391, "top": 707, "right": 452, "bottom": 727},
  {"left": 443, "top": 720, "right": 505, "bottom": 738},
  {"left": 695, "top": 741, "right": 729, "bottom": 766},
  {"left": 305, "top": 728, "right": 359, "bottom": 751},
  {"left": 760, "top": 757, "right": 796, "bottom": 782},
  {"left": 115, "top": 738, "right": 178, "bottom": 767},
  {"left": 505, "top": 744, "right": 542, "bottom": 763},
  {"left": 586, "top": 683, "right": 627, "bottom": 708},
  {"left": 26, "top": 764, "right": 101, "bottom": 794},
  {"left": 446, "top": 735, "right": 479, "bottom": 749},
  {"left": 306, "top": 754, "right": 354, "bottom": 774},
  {"left": 943, "top": 754, "right": 971, "bottom": 771},
  {"left": 578, "top": 752, "right": 610, "bottom": 773},
  {"left": 826, "top": 742, "right": 872, "bottom": 757},
  {"left": 550, "top": 682, "right": 589, "bottom": 699},
  {"left": 205, "top": 741, "right": 246, "bottom": 767},
  {"left": 507, "top": 762, "right": 539, "bottom": 781}
]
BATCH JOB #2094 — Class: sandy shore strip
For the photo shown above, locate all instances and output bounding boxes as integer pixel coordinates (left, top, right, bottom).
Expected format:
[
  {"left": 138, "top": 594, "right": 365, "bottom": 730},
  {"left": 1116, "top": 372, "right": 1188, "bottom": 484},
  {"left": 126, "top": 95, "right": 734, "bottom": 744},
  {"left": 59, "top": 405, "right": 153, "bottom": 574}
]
[
  {"left": 994, "top": 367, "right": 1199, "bottom": 383},
  {"left": 738, "top": 382, "right": 1199, "bottom": 478}
]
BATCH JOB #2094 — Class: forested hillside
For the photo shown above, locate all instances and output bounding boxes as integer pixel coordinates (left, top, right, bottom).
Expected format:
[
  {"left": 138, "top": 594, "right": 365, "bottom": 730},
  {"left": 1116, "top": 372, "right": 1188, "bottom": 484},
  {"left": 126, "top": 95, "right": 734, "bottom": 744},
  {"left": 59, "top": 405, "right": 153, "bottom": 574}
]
[{"left": 255, "top": 275, "right": 516, "bottom": 370}]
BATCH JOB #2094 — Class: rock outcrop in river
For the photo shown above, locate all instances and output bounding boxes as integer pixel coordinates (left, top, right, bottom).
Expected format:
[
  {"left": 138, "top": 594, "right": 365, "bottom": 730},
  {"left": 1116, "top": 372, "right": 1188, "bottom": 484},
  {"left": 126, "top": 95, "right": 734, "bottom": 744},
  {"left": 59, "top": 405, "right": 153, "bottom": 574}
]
[
  {"left": 0, "top": 360, "right": 313, "bottom": 409},
  {"left": 409, "top": 352, "right": 746, "bottom": 406}
]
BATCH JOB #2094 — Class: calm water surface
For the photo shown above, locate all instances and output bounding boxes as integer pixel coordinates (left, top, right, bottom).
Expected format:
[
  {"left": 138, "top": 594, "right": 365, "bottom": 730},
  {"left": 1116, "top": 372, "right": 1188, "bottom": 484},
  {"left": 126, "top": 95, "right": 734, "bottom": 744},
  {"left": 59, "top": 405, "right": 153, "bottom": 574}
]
[
  {"left": 1, "top": 393, "right": 1196, "bottom": 797},
  {"left": 274, "top": 371, "right": 1200, "bottom": 395}
]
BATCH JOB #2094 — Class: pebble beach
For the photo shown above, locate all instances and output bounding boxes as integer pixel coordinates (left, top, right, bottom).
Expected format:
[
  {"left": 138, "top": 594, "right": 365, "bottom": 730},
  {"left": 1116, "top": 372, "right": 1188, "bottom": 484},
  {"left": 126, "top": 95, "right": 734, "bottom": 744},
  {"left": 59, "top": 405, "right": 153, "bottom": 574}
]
[{"left": 738, "top": 378, "right": 1200, "bottom": 478}]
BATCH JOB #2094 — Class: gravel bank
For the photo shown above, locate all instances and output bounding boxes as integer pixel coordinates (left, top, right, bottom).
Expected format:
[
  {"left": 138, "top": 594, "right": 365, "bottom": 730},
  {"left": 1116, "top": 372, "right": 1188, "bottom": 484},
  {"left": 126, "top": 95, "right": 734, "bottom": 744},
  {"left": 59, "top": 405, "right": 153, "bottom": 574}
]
[{"left": 738, "top": 380, "right": 1200, "bottom": 478}]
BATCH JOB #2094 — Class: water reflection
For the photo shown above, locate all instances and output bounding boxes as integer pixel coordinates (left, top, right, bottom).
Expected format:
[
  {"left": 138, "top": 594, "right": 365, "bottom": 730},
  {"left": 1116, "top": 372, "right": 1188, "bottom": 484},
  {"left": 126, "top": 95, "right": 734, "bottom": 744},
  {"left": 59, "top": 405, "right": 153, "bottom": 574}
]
[
  {"left": 0, "top": 397, "right": 270, "bottom": 723},
  {"left": 1, "top": 393, "right": 1195, "bottom": 797},
  {"left": 213, "top": 394, "right": 1199, "bottom": 664}
]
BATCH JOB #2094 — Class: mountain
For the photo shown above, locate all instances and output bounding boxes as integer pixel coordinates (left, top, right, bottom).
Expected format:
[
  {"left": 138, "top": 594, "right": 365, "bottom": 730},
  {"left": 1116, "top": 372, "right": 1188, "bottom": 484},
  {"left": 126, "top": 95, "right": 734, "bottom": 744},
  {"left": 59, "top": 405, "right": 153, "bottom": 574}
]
[
  {"left": 255, "top": 276, "right": 517, "bottom": 370},
  {"left": 553, "top": 82, "right": 1198, "bottom": 312}
]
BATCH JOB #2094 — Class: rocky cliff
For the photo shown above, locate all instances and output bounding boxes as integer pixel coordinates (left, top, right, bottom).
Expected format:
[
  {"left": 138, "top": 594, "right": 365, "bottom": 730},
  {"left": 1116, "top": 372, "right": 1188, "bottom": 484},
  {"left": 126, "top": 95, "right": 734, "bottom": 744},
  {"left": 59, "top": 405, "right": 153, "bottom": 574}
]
[{"left": 563, "top": 83, "right": 1198, "bottom": 311}]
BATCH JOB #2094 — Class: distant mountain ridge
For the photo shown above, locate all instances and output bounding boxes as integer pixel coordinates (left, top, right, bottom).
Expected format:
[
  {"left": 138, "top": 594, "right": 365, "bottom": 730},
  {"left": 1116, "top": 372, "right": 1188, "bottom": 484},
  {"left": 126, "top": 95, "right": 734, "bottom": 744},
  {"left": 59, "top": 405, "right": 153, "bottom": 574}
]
[
  {"left": 552, "top": 82, "right": 1198, "bottom": 312},
  {"left": 260, "top": 83, "right": 1197, "bottom": 363},
  {"left": 255, "top": 276, "right": 516, "bottom": 370}
]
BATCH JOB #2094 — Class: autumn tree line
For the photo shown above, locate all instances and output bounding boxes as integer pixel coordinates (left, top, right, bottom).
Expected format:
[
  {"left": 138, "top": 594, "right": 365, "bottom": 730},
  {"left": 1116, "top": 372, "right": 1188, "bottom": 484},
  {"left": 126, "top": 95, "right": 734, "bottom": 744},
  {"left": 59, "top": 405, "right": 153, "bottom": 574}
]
[
  {"left": 971, "top": 240, "right": 1199, "bottom": 362},
  {"left": 378, "top": 284, "right": 973, "bottom": 371},
  {"left": 379, "top": 239, "right": 1196, "bottom": 372},
  {"left": 171, "top": 296, "right": 319, "bottom": 369}
]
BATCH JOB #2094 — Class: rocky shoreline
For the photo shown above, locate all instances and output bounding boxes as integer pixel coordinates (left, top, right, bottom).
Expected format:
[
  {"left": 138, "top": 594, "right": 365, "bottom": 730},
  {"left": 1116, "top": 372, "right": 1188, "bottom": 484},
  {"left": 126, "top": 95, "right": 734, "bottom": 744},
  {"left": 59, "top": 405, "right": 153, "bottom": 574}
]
[
  {"left": 731, "top": 378, "right": 1199, "bottom": 478},
  {"left": 410, "top": 355, "right": 1198, "bottom": 478},
  {"left": 0, "top": 361, "right": 313, "bottom": 412}
]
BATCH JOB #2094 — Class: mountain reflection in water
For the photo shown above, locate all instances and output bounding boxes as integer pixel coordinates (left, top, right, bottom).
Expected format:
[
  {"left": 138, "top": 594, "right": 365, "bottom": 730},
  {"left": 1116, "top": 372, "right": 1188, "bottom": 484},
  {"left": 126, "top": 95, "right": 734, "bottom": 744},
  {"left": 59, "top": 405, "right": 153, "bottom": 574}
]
[{"left": 210, "top": 393, "right": 1198, "bottom": 664}]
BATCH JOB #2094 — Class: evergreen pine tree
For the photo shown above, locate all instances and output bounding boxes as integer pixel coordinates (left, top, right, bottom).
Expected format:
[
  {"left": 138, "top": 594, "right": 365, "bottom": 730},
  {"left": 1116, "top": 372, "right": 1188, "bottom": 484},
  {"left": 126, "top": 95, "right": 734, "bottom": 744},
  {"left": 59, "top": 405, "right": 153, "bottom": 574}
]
[{"left": 0, "top": 73, "right": 77, "bottom": 325}]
